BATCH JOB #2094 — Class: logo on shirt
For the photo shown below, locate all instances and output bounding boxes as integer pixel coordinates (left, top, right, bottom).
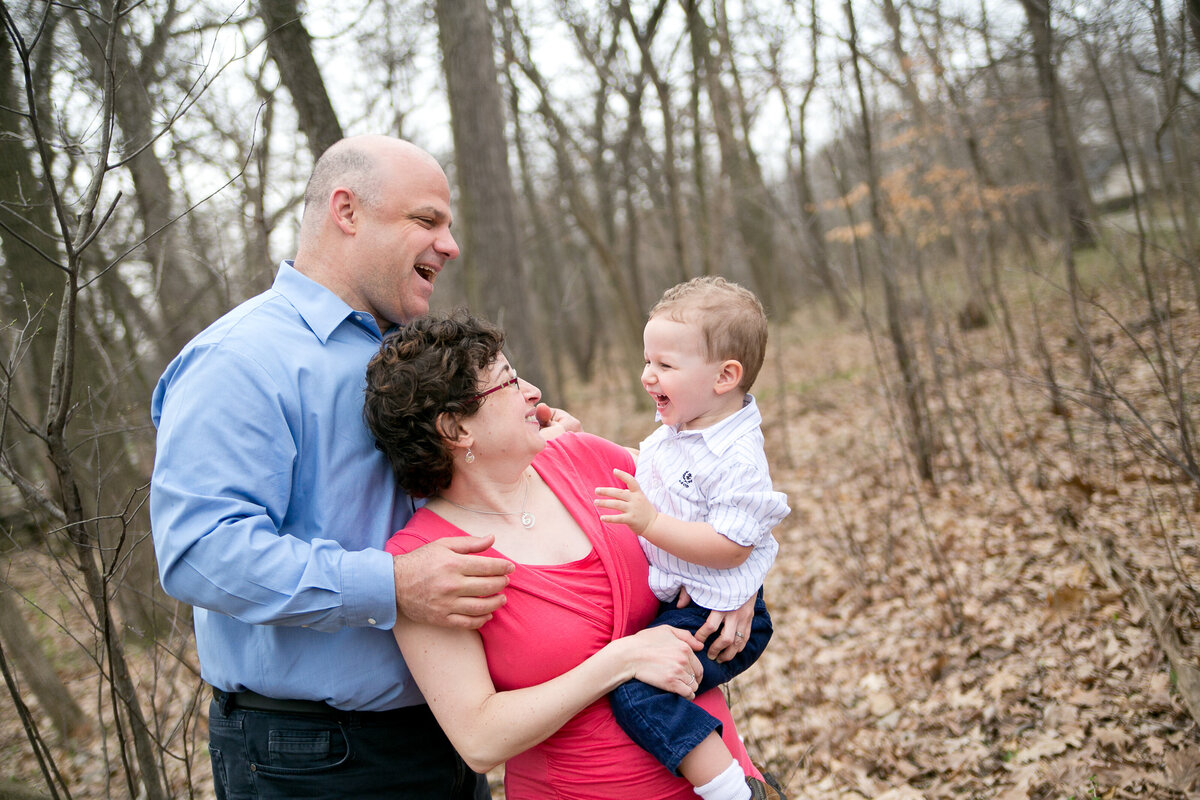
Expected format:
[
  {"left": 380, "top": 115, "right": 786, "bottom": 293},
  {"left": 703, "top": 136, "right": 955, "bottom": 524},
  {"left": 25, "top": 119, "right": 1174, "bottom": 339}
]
[{"left": 678, "top": 470, "right": 693, "bottom": 488}]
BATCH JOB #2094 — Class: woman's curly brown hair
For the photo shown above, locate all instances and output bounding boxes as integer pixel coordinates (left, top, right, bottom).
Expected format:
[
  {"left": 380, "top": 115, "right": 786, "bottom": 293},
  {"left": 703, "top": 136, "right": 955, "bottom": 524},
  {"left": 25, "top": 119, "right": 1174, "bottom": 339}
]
[{"left": 363, "top": 311, "right": 505, "bottom": 498}]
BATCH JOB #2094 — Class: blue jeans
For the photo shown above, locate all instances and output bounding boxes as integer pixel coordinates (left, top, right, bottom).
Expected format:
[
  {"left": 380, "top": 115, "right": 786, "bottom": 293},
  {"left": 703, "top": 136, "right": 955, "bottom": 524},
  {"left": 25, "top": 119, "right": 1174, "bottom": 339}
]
[
  {"left": 208, "top": 698, "right": 490, "bottom": 799},
  {"left": 610, "top": 589, "right": 772, "bottom": 775}
]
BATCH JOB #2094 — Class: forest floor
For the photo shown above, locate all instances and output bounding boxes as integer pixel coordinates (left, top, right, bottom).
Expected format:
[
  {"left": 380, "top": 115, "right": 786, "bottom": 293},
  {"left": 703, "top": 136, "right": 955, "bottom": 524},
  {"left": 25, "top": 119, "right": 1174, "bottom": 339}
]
[
  {"left": 572, "top": 270, "right": 1200, "bottom": 799},
  {"left": 2, "top": 262, "right": 1199, "bottom": 799}
]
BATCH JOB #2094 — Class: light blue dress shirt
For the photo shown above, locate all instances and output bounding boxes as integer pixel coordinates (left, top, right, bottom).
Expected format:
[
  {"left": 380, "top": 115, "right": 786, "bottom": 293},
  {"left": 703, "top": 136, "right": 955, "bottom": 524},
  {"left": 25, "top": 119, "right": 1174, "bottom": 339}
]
[{"left": 150, "top": 262, "right": 424, "bottom": 711}]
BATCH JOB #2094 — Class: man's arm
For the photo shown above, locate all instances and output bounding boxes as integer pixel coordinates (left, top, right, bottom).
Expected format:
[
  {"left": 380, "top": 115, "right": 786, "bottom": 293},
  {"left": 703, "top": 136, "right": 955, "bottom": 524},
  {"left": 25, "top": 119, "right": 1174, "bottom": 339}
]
[
  {"left": 151, "top": 344, "right": 397, "bottom": 632},
  {"left": 392, "top": 535, "right": 513, "bottom": 629}
]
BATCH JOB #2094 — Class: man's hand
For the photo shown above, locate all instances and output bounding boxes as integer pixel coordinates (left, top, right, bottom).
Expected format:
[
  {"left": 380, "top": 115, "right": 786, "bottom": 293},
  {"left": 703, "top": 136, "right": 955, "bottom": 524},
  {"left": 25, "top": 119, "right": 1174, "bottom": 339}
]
[
  {"left": 690, "top": 589, "right": 756, "bottom": 663},
  {"left": 593, "top": 469, "right": 658, "bottom": 535},
  {"left": 393, "top": 535, "right": 513, "bottom": 629},
  {"left": 535, "top": 403, "right": 581, "bottom": 440}
]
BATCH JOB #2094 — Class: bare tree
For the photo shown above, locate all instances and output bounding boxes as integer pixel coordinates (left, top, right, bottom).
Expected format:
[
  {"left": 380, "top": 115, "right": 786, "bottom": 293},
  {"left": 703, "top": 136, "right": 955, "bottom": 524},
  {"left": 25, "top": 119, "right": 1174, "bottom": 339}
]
[
  {"left": 843, "top": 0, "right": 935, "bottom": 482},
  {"left": 1018, "top": 0, "right": 1097, "bottom": 249},
  {"left": 618, "top": 0, "right": 691, "bottom": 286},
  {"left": 435, "top": 0, "right": 545, "bottom": 390},
  {"left": 496, "top": 0, "right": 647, "bottom": 374},
  {"left": 0, "top": 4, "right": 170, "bottom": 796},
  {"left": 770, "top": 0, "right": 844, "bottom": 315},
  {"left": 1189, "top": 0, "right": 1200, "bottom": 55},
  {"left": 258, "top": 0, "right": 344, "bottom": 158},
  {"left": 689, "top": 0, "right": 791, "bottom": 316}
]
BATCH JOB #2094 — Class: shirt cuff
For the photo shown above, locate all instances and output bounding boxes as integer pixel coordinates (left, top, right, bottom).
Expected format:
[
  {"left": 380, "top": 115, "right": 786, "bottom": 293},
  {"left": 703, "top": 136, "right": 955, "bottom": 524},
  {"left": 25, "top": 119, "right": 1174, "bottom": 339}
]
[{"left": 340, "top": 547, "right": 398, "bottom": 629}]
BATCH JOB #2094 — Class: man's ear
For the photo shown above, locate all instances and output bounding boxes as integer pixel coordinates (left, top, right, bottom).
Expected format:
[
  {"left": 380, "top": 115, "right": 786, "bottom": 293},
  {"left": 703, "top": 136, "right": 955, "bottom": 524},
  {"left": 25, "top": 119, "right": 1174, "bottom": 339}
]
[
  {"left": 713, "top": 360, "right": 744, "bottom": 395},
  {"left": 329, "top": 187, "right": 358, "bottom": 235}
]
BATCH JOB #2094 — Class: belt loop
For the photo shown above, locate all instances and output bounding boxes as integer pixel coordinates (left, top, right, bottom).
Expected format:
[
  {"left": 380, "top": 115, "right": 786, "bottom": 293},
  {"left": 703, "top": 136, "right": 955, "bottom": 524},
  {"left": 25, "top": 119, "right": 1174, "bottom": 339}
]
[{"left": 213, "top": 687, "right": 235, "bottom": 715}]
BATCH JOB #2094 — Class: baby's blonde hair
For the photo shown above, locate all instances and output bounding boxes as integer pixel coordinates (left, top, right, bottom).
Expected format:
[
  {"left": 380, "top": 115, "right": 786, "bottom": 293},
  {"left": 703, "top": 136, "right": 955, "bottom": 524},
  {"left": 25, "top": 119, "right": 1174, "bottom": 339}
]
[{"left": 648, "top": 276, "right": 768, "bottom": 392}]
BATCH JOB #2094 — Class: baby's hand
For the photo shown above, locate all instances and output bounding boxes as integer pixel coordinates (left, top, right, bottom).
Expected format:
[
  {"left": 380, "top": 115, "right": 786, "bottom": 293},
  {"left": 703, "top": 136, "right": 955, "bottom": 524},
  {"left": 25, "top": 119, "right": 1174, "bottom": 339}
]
[
  {"left": 535, "top": 403, "right": 581, "bottom": 440},
  {"left": 593, "top": 469, "right": 659, "bottom": 535}
]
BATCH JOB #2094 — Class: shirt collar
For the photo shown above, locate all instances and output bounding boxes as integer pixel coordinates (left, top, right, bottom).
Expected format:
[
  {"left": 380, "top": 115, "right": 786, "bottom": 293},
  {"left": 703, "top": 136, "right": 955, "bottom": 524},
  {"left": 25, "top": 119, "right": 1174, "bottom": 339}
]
[
  {"left": 273, "top": 261, "right": 383, "bottom": 342},
  {"left": 664, "top": 394, "right": 761, "bottom": 454}
]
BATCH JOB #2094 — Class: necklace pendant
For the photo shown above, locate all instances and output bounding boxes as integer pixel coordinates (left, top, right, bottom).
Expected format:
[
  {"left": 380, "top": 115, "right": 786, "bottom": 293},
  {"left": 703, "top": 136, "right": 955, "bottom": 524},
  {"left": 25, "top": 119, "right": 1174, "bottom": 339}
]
[{"left": 520, "top": 511, "right": 535, "bottom": 529}]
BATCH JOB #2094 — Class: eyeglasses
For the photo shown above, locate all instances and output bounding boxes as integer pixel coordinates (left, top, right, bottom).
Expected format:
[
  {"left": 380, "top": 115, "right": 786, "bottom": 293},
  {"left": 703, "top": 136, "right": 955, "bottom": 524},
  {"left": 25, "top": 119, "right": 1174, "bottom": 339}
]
[{"left": 469, "top": 365, "right": 519, "bottom": 401}]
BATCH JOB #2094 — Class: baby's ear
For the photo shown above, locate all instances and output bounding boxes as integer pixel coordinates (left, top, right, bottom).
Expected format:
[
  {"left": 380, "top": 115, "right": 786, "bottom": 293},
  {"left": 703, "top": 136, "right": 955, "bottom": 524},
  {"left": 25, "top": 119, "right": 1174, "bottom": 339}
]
[{"left": 714, "top": 360, "right": 744, "bottom": 395}]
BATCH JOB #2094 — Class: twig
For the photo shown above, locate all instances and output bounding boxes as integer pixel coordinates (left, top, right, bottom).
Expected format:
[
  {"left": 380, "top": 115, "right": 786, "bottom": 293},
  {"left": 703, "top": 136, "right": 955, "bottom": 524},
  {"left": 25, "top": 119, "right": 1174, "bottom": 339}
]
[{"left": 1072, "top": 531, "right": 1200, "bottom": 726}]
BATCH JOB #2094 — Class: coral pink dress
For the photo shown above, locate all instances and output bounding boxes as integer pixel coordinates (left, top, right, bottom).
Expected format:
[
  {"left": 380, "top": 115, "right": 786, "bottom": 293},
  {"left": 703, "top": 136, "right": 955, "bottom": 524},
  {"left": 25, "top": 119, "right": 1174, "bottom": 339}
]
[{"left": 386, "top": 433, "right": 762, "bottom": 799}]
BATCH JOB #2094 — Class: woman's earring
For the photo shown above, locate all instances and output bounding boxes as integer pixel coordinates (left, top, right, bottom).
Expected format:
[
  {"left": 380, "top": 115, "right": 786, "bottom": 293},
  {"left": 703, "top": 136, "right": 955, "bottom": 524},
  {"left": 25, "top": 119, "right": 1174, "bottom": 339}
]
[{"left": 465, "top": 448, "right": 475, "bottom": 464}]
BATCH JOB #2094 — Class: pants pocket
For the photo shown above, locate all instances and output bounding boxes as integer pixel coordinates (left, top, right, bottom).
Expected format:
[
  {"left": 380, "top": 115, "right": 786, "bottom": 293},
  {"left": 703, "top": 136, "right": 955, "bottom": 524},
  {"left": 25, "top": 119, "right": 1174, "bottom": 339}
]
[{"left": 253, "top": 722, "right": 350, "bottom": 775}]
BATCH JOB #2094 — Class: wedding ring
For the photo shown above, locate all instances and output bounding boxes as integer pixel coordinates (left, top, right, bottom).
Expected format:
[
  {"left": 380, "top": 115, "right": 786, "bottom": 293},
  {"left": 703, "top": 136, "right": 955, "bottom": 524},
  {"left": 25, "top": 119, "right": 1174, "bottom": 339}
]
[{"left": 735, "top": 631, "right": 745, "bottom": 639}]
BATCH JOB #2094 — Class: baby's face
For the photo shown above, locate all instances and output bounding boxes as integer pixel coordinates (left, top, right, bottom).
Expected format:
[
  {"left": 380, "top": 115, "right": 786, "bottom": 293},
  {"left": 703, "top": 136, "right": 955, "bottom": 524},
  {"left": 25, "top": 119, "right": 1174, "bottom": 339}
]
[{"left": 641, "top": 316, "right": 728, "bottom": 431}]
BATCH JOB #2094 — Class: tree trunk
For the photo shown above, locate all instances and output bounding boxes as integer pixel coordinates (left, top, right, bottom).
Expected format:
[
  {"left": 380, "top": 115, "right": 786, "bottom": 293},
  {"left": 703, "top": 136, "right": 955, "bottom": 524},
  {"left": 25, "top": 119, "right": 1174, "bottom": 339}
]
[
  {"left": 619, "top": 0, "right": 689, "bottom": 285},
  {"left": 67, "top": 4, "right": 190, "bottom": 642},
  {"left": 685, "top": 0, "right": 715, "bottom": 278},
  {"left": 0, "top": 585, "right": 90, "bottom": 741},
  {"left": 845, "top": 0, "right": 935, "bottom": 482},
  {"left": 435, "top": 0, "right": 545, "bottom": 391},
  {"left": 1018, "top": 0, "right": 1096, "bottom": 249},
  {"left": 691, "top": 2, "right": 789, "bottom": 317},
  {"left": 258, "top": 0, "right": 344, "bottom": 159},
  {"left": 6, "top": 5, "right": 169, "bottom": 795},
  {"left": 796, "top": 0, "right": 842, "bottom": 315},
  {"left": 0, "top": 18, "right": 62, "bottom": 494},
  {"left": 1188, "top": 0, "right": 1200, "bottom": 54},
  {"left": 1151, "top": 0, "right": 1200, "bottom": 270}
]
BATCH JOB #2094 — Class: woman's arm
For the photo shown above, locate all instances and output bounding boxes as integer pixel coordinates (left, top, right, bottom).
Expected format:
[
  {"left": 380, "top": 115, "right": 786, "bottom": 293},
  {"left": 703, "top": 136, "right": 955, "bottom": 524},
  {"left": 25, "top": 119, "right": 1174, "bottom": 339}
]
[{"left": 394, "top": 621, "right": 703, "bottom": 773}]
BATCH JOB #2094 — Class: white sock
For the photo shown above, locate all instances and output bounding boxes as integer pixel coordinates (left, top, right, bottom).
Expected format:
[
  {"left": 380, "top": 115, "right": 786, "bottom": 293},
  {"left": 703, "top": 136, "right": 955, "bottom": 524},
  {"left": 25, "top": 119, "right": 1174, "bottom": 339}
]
[{"left": 694, "top": 760, "right": 751, "bottom": 800}]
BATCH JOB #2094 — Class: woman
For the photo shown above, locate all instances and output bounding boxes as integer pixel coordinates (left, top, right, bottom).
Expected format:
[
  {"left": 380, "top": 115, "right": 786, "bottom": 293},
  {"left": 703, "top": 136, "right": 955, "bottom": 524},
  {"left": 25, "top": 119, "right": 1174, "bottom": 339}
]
[{"left": 364, "top": 312, "right": 775, "bottom": 800}]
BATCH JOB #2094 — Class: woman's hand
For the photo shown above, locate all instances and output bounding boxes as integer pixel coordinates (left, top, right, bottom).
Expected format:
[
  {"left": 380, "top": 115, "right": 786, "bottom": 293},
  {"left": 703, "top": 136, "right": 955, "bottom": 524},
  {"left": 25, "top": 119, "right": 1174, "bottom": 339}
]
[{"left": 616, "top": 625, "right": 705, "bottom": 698}]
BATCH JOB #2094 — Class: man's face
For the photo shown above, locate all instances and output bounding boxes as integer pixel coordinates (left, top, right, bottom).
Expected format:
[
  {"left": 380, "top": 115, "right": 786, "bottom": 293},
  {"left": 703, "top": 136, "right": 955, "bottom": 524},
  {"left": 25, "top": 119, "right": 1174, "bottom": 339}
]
[{"left": 354, "top": 155, "right": 460, "bottom": 329}]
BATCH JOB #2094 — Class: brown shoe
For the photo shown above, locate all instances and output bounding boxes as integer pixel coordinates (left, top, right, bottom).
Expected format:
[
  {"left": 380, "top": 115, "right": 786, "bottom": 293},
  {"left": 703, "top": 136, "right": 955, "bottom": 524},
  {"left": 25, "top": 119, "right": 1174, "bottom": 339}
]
[{"left": 747, "top": 775, "right": 783, "bottom": 800}]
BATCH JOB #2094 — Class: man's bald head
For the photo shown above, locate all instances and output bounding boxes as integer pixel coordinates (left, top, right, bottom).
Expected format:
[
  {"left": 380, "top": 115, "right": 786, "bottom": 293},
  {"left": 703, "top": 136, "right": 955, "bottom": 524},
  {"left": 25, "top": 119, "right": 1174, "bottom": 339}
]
[{"left": 302, "top": 136, "right": 441, "bottom": 223}]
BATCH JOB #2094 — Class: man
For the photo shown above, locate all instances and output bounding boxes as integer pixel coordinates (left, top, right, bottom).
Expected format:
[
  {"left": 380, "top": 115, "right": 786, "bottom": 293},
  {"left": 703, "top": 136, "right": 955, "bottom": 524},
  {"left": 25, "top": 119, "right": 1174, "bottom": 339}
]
[{"left": 151, "top": 135, "right": 568, "bottom": 798}]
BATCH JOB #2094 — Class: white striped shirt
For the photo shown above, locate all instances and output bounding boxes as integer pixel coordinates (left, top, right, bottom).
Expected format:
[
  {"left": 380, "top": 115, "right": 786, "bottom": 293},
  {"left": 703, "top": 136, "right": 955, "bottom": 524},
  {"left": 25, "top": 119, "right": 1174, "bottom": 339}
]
[{"left": 636, "top": 395, "right": 790, "bottom": 611}]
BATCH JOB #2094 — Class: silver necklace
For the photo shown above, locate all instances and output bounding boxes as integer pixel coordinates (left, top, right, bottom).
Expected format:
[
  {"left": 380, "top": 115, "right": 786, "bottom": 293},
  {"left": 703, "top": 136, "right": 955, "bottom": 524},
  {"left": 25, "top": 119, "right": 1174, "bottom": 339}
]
[{"left": 440, "top": 473, "right": 535, "bottom": 529}]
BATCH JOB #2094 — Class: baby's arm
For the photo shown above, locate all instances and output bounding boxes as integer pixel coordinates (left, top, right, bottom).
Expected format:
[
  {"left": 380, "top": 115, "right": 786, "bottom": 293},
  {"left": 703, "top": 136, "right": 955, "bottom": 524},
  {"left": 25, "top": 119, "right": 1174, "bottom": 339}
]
[{"left": 594, "top": 469, "right": 751, "bottom": 569}]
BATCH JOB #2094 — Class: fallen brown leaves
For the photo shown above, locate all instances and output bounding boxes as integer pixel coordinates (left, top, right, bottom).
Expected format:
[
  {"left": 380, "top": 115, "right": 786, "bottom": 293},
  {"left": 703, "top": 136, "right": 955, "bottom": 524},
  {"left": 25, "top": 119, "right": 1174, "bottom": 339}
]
[
  {"left": 690, "top": 292, "right": 1195, "bottom": 799},
  {"left": 4, "top": 266, "right": 1199, "bottom": 800},
  {"left": 577, "top": 267, "right": 1200, "bottom": 798}
]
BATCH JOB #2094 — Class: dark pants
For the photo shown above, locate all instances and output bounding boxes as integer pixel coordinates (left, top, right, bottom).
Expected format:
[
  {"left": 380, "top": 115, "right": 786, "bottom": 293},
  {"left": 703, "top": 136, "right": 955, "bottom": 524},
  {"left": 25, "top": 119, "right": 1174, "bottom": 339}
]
[
  {"left": 610, "top": 588, "right": 772, "bottom": 775},
  {"left": 208, "top": 694, "right": 491, "bottom": 799}
]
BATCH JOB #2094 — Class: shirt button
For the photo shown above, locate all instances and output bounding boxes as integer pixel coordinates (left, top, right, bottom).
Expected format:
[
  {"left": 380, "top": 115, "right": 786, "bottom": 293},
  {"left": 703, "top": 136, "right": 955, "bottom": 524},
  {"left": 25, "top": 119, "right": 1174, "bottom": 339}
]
[{"left": 367, "top": 618, "right": 377, "bottom": 625}]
